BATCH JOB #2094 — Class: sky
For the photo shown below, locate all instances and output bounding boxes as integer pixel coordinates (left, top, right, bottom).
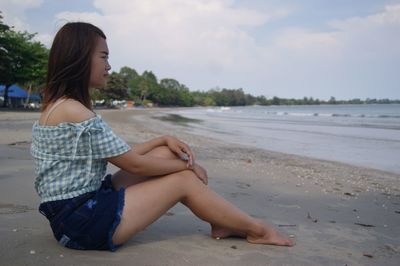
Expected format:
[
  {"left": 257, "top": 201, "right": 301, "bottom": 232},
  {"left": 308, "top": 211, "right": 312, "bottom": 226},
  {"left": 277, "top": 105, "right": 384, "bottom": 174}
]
[{"left": 1, "top": 0, "right": 400, "bottom": 100}]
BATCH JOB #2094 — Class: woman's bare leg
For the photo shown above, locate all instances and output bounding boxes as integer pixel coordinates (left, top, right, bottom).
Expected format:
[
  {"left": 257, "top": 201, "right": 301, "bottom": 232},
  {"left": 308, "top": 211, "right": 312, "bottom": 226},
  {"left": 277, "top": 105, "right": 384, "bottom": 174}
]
[
  {"left": 112, "top": 146, "right": 244, "bottom": 239},
  {"left": 111, "top": 169, "right": 294, "bottom": 246}
]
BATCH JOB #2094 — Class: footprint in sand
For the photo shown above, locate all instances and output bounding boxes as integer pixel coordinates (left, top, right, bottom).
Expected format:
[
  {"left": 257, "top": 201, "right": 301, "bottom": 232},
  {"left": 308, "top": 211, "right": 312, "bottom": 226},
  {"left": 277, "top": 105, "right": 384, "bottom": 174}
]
[
  {"left": 0, "top": 203, "right": 33, "bottom": 214},
  {"left": 236, "top": 181, "right": 251, "bottom": 189}
]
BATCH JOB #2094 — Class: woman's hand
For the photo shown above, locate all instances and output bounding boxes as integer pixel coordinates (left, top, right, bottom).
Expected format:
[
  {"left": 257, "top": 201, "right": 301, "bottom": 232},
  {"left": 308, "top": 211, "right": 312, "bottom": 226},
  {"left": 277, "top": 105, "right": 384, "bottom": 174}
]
[
  {"left": 192, "top": 164, "right": 208, "bottom": 185},
  {"left": 164, "top": 135, "right": 194, "bottom": 168}
]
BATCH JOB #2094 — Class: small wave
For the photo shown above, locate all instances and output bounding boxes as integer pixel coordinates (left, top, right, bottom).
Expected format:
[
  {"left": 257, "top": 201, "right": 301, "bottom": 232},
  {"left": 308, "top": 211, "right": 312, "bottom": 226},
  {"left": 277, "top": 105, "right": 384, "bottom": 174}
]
[
  {"left": 277, "top": 112, "right": 288, "bottom": 116},
  {"left": 377, "top": 114, "right": 400, "bottom": 118},
  {"left": 206, "top": 107, "right": 232, "bottom": 113},
  {"left": 332, "top": 113, "right": 351, "bottom": 117},
  {"left": 262, "top": 112, "right": 400, "bottom": 119},
  {"left": 196, "top": 106, "right": 400, "bottom": 119},
  {"left": 318, "top": 113, "right": 332, "bottom": 117},
  {"left": 289, "top": 112, "right": 319, "bottom": 117},
  {"left": 264, "top": 111, "right": 278, "bottom": 115}
]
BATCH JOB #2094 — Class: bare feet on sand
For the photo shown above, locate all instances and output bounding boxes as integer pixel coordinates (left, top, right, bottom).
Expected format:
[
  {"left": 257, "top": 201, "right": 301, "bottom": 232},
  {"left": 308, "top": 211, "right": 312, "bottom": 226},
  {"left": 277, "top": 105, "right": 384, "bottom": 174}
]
[
  {"left": 211, "top": 223, "right": 294, "bottom": 246},
  {"left": 246, "top": 223, "right": 295, "bottom": 246}
]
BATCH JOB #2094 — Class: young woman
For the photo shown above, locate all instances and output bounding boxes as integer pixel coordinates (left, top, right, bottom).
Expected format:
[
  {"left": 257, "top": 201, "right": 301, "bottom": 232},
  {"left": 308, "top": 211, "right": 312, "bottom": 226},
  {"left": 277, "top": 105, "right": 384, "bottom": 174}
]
[{"left": 31, "top": 22, "right": 294, "bottom": 251}]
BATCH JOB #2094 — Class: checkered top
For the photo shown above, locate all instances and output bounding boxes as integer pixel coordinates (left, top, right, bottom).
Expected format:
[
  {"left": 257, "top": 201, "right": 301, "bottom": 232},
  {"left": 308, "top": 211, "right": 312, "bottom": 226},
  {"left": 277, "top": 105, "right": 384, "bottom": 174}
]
[{"left": 31, "top": 114, "right": 131, "bottom": 203}]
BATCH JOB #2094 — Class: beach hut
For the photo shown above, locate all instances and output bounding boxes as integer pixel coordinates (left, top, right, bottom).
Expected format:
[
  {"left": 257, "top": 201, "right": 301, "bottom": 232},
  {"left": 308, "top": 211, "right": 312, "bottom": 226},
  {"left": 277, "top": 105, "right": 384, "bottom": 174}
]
[{"left": 0, "top": 84, "right": 37, "bottom": 108}]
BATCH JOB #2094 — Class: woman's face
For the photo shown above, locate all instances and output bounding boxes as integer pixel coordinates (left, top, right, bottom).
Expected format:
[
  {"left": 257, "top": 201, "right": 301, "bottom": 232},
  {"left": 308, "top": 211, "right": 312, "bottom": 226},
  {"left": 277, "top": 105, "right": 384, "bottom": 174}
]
[{"left": 89, "top": 37, "right": 111, "bottom": 88}]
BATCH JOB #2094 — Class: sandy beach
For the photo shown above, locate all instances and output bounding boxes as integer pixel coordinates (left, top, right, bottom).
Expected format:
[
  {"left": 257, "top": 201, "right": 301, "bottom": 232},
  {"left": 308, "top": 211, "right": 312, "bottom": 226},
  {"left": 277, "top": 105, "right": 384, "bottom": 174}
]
[{"left": 1, "top": 109, "right": 399, "bottom": 266}]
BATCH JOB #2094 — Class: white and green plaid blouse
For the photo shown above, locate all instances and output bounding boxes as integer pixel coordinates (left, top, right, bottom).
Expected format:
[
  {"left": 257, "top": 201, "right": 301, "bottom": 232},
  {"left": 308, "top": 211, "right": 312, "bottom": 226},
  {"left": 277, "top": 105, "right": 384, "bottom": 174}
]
[{"left": 31, "top": 114, "right": 131, "bottom": 203}]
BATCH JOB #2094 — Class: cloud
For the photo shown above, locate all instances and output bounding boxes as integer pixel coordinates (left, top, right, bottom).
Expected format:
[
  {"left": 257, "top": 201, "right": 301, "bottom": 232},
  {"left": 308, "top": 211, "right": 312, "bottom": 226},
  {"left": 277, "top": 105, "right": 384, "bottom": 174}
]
[
  {"left": 329, "top": 4, "right": 400, "bottom": 59},
  {"left": 34, "top": 32, "right": 53, "bottom": 47},
  {"left": 331, "top": 4, "right": 400, "bottom": 30},
  {"left": 251, "top": 4, "right": 400, "bottom": 98},
  {"left": 269, "top": 4, "right": 400, "bottom": 60},
  {"left": 44, "top": 1, "right": 400, "bottom": 98},
  {"left": 0, "top": 0, "right": 44, "bottom": 31},
  {"left": 53, "top": 0, "right": 288, "bottom": 85}
]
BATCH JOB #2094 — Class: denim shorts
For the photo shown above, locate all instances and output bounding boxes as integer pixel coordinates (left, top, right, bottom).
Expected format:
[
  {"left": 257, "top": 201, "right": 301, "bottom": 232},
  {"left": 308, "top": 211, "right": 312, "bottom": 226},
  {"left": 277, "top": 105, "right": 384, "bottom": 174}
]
[{"left": 38, "top": 174, "right": 125, "bottom": 251}]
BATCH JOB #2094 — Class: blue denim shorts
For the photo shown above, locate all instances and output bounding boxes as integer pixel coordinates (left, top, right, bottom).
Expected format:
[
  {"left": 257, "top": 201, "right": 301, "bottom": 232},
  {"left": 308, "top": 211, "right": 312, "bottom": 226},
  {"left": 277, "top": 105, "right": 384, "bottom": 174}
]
[{"left": 38, "top": 174, "right": 125, "bottom": 251}]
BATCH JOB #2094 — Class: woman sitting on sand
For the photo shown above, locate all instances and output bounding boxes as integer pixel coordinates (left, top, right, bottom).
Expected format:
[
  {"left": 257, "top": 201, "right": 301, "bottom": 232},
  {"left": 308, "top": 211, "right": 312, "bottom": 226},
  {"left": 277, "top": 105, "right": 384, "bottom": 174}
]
[{"left": 31, "top": 22, "right": 294, "bottom": 251}]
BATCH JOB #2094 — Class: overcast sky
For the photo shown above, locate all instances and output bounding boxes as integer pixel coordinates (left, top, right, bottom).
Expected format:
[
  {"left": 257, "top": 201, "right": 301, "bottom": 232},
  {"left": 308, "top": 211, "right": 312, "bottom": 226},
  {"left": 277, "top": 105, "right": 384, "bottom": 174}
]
[{"left": 1, "top": 0, "right": 400, "bottom": 100}]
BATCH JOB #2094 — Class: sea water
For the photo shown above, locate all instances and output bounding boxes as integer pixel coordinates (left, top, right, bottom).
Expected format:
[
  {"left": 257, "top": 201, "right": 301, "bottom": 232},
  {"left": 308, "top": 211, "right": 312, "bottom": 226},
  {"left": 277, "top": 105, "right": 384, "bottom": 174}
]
[{"left": 170, "top": 104, "right": 400, "bottom": 174}]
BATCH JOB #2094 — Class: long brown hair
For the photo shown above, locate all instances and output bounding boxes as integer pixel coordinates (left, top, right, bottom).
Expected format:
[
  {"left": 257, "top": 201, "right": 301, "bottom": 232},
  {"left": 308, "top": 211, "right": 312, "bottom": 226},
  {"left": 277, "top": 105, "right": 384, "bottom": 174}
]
[{"left": 42, "top": 22, "right": 106, "bottom": 111}]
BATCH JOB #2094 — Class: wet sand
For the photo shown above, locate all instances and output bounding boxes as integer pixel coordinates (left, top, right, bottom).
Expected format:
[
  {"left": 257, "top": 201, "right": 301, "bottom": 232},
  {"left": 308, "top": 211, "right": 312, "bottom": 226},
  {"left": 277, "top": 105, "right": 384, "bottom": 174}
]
[{"left": 0, "top": 109, "right": 399, "bottom": 266}]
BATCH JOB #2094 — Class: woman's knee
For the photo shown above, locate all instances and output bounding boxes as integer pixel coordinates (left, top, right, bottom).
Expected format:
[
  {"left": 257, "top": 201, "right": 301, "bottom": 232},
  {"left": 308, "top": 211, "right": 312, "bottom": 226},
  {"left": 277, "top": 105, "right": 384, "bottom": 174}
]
[{"left": 167, "top": 170, "right": 203, "bottom": 194}]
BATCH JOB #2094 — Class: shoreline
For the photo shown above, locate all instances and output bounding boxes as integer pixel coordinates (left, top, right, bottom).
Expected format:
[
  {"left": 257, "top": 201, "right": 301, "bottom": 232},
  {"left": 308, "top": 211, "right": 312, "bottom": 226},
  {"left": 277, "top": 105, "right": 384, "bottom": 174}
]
[
  {"left": 107, "top": 108, "right": 400, "bottom": 176},
  {"left": 151, "top": 105, "right": 400, "bottom": 175},
  {"left": 1, "top": 109, "right": 399, "bottom": 265}
]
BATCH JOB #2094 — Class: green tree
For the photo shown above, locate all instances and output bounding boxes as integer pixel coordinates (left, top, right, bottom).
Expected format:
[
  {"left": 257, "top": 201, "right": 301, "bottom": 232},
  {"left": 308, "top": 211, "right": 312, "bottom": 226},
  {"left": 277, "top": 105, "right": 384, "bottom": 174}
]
[
  {"left": 328, "top": 96, "right": 337, "bottom": 104},
  {"left": 209, "top": 88, "right": 229, "bottom": 106},
  {"left": 244, "top": 93, "right": 256, "bottom": 105},
  {"left": 176, "top": 84, "right": 193, "bottom": 106},
  {"left": 141, "top": 71, "right": 160, "bottom": 104},
  {"left": 0, "top": 13, "right": 48, "bottom": 107},
  {"left": 160, "top": 78, "right": 181, "bottom": 90},
  {"left": 138, "top": 79, "right": 150, "bottom": 101},
  {"left": 119, "top": 66, "right": 139, "bottom": 86},
  {"left": 202, "top": 96, "right": 215, "bottom": 106},
  {"left": 156, "top": 78, "right": 194, "bottom": 106},
  {"left": 125, "top": 69, "right": 157, "bottom": 103},
  {"left": 24, "top": 41, "right": 48, "bottom": 104},
  {"left": 142, "top": 70, "right": 158, "bottom": 84},
  {"left": 101, "top": 72, "right": 129, "bottom": 101},
  {"left": 255, "top": 95, "right": 269, "bottom": 105},
  {"left": 271, "top": 96, "right": 280, "bottom": 105},
  {"left": 156, "top": 78, "right": 180, "bottom": 105},
  {"left": 128, "top": 75, "right": 142, "bottom": 100}
]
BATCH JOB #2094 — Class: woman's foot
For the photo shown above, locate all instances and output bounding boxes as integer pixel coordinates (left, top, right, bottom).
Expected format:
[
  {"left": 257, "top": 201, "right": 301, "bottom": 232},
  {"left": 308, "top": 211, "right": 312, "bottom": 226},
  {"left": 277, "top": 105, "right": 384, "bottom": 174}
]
[
  {"left": 246, "top": 223, "right": 295, "bottom": 246},
  {"left": 211, "top": 224, "right": 246, "bottom": 239}
]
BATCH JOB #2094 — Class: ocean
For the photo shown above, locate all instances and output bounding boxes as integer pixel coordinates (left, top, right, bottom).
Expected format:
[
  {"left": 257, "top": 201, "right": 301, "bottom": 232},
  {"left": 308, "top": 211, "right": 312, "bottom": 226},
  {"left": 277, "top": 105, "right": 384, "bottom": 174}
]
[{"left": 168, "top": 104, "right": 400, "bottom": 174}]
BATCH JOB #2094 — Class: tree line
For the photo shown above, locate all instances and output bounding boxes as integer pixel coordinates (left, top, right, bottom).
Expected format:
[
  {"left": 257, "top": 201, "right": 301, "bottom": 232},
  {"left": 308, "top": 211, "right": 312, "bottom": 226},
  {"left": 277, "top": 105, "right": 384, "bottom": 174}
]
[
  {"left": 1, "top": 13, "right": 399, "bottom": 108},
  {"left": 95, "top": 67, "right": 400, "bottom": 107},
  {"left": 92, "top": 66, "right": 272, "bottom": 107}
]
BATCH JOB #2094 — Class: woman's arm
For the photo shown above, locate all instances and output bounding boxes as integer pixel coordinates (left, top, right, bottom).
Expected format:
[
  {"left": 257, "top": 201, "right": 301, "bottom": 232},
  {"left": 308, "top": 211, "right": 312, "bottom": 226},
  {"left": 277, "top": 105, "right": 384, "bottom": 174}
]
[
  {"left": 133, "top": 135, "right": 194, "bottom": 168},
  {"left": 132, "top": 136, "right": 167, "bottom": 155},
  {"left": 108, "top": 149, "right": 190, "bottom": 177}
]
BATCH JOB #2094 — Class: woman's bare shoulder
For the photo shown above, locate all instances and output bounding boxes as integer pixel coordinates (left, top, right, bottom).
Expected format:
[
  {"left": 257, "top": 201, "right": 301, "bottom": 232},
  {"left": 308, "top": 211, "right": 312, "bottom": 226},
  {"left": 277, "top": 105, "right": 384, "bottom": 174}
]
[{"left": 39, "top": 99, "right": 95, "bottom": 126}]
